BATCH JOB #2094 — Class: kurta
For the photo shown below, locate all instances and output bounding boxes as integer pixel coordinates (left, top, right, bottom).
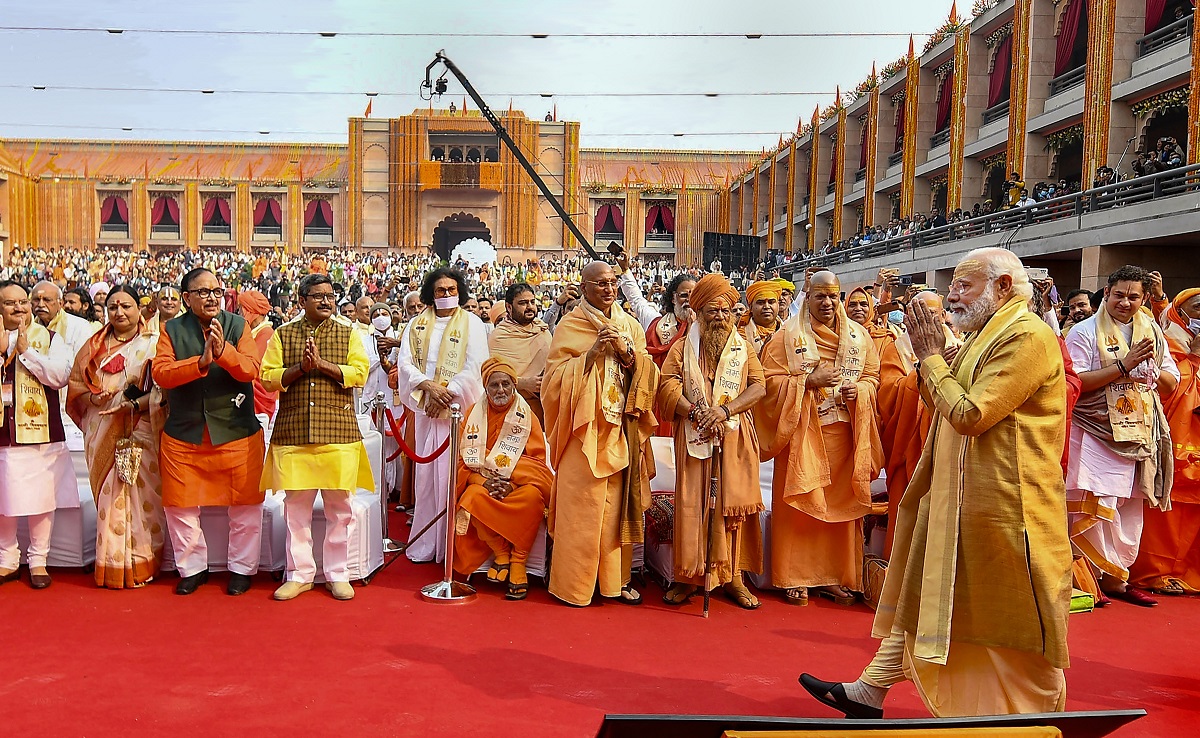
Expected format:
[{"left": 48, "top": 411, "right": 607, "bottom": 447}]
[
  {"left": 259, "top": 324, "right": 374, "bottom": 493},
  {"left": 249, "top": 320, "right": 278, "bottom": 419},
  {"left": 394, "top": 309, "right": 487, "bottom": 563},
  {"left": 876, "top": 336, "right": 932, "bottom": 559},
  {"left": 657, "top": 335, "right": 764, "bottom": 586},
  {"left": 152, "top": 321, "right": 266, "bottom": 508},
  {"left": 544, "top": 302, "right": 659, "bottom": 606},
  {"left": 488, "top": 318, "right": 551, "bottom": 423},
  {"left": 874, "top": 295, "right": 1073, "bottom": 716},
  {"left": 453, "top": 401, "right": 554, "bottom": 575},
  {"left": 756, "top": 312, "right": 883, "bottom": 591},
  {"left": 1131, "top": 304, "right": 1200, "bottom": 592}
]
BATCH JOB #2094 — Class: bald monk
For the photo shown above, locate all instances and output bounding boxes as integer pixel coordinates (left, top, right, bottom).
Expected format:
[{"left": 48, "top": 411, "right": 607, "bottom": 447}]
[
  {"left": 453, "top": 358, "right": 554, "bottom": 600},
  {"left": 543, "top": 261, "right": 659, "bottom": 606},
  {"left": 1130, "top": 287, "right": 1200, "bottom": 595},
  {"left": 488, "top": 282, "right": 552, "bottom": 423},
  {"left": 742, "top": 281, "right": 784, "bottom": 356},
  {"left": 757, "top": 269, "right": 883, "bottom": 606},
  {"left": 657, "top": 273, "right": 766, "bottom": 609},
  {"left": 876, "top": 291, "right": 961, "bottom": 558}
]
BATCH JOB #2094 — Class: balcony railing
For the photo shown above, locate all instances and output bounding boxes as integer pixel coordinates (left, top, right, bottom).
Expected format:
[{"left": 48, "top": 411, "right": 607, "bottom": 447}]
[
  {"left": 597, "top": 233, "right": 623, "bottom": 245},
  {"left": 643, "top": 233, "right": 675, "bottom": 250},
  {"left": 981, "top": 100, "right": 1010, "bottom": 125},
  {"left": 253, "top": 225, "right": 283, "bottom": 240},
  {"left": 303, "top": 226, "right": 334, "bottom": 242},
  {"left": 202, "top": 225, "right": 232, "bottom": 239},
  {"left": 826, "top": 182, "right": 837, "bottom": 195},
  {"left": 929, "top": 129, "right": 951, "bottom": 149},
  {"left": 783, "top": 163, "right": 1200, "bottom": 273},
  {"left": 151, "top": 224, "right": 180, "bottom": 238},
  {"left": 1048, "top": 64, "right": 1086, "bottom": 97},
  {"left": 99, "top": 223, "right": 129, "bottom": 238},
  {"left": 1136, "top": 15, "right": 1193, "bottom": 58},
  {"left": 887, "top": 151, "right": 903, "bottom": 168},
  {"left": 854, "top": 167, "right": 867, "bottom": 183}
]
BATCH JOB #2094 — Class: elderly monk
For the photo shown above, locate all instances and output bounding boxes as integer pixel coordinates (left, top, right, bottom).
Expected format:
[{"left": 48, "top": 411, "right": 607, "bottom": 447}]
[
  {"left": 236, "top": 290, "right": 278, "bottom": 422},
  {"left": 742, "top": 281, "right": 784, "bottom": 356},
  {"left": 876, "top": 291, "right": 961, "bottom": 557},
  {"left": 757, "top": 269, "right": 883, "bottom": 606},
  {"left": 544, "top": 260, "right": 659, "bottom": 607},
  {"left": 801, "top": 248, "right": 1073, "bottom": 718},
  {"left": 657, "top": 274, "right": 766, "bottom": 609},
  {"left": 453, "top": 358, "right": 554, "bottom": 600},
  {"left": 1066, "top": 265, "right": 1178, "bottom": 608},
  {"left": 1130, "top": 288, "right": 1200, "bottom": 595},
  {"left": 488, "top": 282, "right": 552, "bottom": 423}
]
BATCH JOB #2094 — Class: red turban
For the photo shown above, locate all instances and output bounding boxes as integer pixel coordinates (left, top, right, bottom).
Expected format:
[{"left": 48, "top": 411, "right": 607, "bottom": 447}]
[
  {"left": 688, "top": 273, "right": 740, "bottom": 312},
  {"left": 237, "top": 290, "right": 271, "bottom": 320}
]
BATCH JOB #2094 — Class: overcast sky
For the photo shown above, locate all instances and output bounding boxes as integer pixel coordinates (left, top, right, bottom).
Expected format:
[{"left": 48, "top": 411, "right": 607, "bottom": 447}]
[{"left": 1, "top": 0, "right": 957, "bottom": 152}]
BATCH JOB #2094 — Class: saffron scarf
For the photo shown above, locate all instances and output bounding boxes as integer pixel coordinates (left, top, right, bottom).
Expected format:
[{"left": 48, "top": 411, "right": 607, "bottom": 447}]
[
  {"left": 1, "top": 320, "right": 53, "bottom": 444},
  {"left": 681, "top": 322, "right": 746, "bottom": 459}
]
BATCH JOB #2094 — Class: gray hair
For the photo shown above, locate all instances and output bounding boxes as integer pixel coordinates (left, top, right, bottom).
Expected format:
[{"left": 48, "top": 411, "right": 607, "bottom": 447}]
[
  {"left": 31, "top": 280, "right": 63, "bottom": 299},
  {"left": 961, "top": 248, "right": 1034, "bottom": 302}
]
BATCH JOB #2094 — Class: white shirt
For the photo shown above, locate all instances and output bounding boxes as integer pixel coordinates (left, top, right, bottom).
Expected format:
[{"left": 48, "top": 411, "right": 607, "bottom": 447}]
[
  {"left": 394, "top": 309, "right": 487, "bottom": 416},
  {"left": 617, "top": 272, "right": 662, "bottom": 331}
]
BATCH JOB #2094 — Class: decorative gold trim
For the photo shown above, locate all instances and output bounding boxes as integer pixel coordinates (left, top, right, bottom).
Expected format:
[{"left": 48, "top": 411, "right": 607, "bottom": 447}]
[
  {"left": 947, "top": 28, "right": 970, "bottom": 210},
  {"left": 1007, "top": 0, "right": 1032, "bottom": 177},
  {"left": 1081, "top": 0, "right": 1115, "bottom": 179}
]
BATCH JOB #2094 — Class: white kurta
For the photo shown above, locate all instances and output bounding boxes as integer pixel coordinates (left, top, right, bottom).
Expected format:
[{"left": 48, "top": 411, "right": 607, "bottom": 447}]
[
  {"left": 617, "top": 272, "right": 661, "bottom": 331},
  {"left": 360, "top": 326, "right": 400, "bottom": 492},
  {"left": 1064, "top": 314, "right": 1179, "bottom": 574},
  {"left": 48, "top": 311, "right": 98, "bottom": 501},
  {"left": 394, "top": 310, "right": 486, "bottom": 562},
  {"left": 1, "top": 331, "right": 76, "bottom": 516}
]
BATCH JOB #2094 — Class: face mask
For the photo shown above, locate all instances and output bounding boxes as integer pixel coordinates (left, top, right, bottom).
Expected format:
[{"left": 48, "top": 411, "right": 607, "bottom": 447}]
[
  {"left": 1189, "top": 318, "right": 1200, "bottom": 334},
  {"left": 372, "top": 315, "right": 392, "bottom": 332},
  {"left": 888, "top": 310, "right": 906, "bottom": 325},
  {"left": 433, "top": 296, "right": 459, "bottom": 310}
]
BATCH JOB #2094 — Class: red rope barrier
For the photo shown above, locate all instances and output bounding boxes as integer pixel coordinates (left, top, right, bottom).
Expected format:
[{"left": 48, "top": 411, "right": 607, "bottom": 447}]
[{"left": 384, "top": 407, "right": 450, "bottom": 463}]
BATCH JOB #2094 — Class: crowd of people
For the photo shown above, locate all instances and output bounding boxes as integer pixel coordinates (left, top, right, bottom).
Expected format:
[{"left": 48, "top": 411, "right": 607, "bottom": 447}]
[{"left": 2, "top": 241, "right": 1198, "bottom": 720}]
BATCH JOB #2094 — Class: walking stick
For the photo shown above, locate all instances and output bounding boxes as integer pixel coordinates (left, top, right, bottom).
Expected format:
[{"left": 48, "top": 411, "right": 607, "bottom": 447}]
[{"left": 703, "top": 443, "right": 721, "bottom": 619}]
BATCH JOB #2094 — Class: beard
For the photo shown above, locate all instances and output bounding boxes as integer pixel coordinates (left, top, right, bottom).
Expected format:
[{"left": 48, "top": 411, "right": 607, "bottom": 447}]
[
  {"left": 949, "top": 285, "right": 999, "bottom": 333},
  {"left": 700, "top": 317, "right": 733, "bottom": 370}
]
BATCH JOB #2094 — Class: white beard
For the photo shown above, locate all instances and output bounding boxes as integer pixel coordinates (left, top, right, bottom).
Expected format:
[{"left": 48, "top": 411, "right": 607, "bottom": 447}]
[{"left": 949, "top": 285, "right": 999, "bottom": 333}]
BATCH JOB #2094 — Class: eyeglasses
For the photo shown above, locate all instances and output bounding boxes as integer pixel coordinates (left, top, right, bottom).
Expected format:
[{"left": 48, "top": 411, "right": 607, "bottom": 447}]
[
  {"left": 185, "top": 288, "right": 223, "bottom": 300},
  {"left": 585, "top": 280, "right": 619, "bottom": 290},
  {"left": 304, "top": 292, "right": 337, "bottom": 303},
  {"left": 1, "top": 298, "right": 31, "bottom": 309}
]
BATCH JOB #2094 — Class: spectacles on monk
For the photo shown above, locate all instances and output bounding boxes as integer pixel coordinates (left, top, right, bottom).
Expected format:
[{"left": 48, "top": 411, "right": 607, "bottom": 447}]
[
  {"left": 585, "top": 279, "right": 619, "bottom": 290},
  {"left": 185, "top": 288, "right": 223, "bottom": 300}
]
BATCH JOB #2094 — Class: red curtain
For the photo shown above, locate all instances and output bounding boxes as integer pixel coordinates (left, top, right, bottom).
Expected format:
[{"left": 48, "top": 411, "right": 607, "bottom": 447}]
[
  {"left": 202, "top": 197, "right": 230, "bottom": 225},
  {"left": 219, "top": 199, "right": 231, "bottom": 223},
  {"left": 1146, "top": 0, "right": 1169, "bottom": 33},
  {"left": 595, "top": 203, "right": 624, "bottom": 233},
  {"left": 988, "top": 35, "right": 1013, "bottom": 108},
  {"left": 101, "top": 195, "right": 129, "bottom": 224},
  {"left": 645, "top": 205, "right": 675, "bottom": 234},
  {"left": 894, "top": 102, "right": 906, "bottom": 153},
  {"left": 935, "top": 73, "right": 954, "bottom": 132},
  {"left": 318, "top": 200, "right": 333, "bottom": 227},
  {"left": 254, "top": 199, "right": 281, "bottom": 226},
  {"left": 269, "top": 199, "right": 282, "bottom": 223},
  {"left": 253, "top": 199, "right": 268, "bottom": 225},
  {"left": 858, "top": 128, "right": 869, "bottom": 170},
  {"left": 1055, "top": 0, "right": 1086, "bottom": 77},
  {"left": 203, "top": 197, "right": 217, "bottom": 223},
  {"left": 304, "top": 200, "right": 319, "bottom": 227},
  {"left": 152, "top": 196, "right": 179, "bottom": 226}
]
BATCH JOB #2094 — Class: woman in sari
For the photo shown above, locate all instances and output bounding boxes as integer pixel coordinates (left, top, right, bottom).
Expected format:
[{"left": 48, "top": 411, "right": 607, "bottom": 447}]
[{"left": 66, "top": 285, "right": 167, "bottom": 588}]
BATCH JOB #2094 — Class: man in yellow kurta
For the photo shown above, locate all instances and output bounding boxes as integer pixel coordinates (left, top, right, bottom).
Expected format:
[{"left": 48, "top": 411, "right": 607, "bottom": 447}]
[
  {"left": 657, "top": 274, "right": 766, "bottom": 609},
  {"left": 757, "top": 269, "right": 882, "bottom": 606},
  {"left": 488, "top": 282, "right": 551, "bottom": 424},
  {"left": 543, "top": 261, "right": 659, "bottom": 606},
  {"left": 260, "top": 273, "right": 374, "bottom": 602},
  {"left": 800, "top": 248, "right": 1073, "bottom": 719}
]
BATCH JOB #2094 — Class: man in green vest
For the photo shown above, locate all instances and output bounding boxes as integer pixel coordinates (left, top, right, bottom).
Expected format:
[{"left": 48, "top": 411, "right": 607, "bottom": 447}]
[
  {"left": 152, "top": 268, "right": 266, "bottom": 596},
  {"left": 261, "top": 273, "right": 374, "bottom": 601}
]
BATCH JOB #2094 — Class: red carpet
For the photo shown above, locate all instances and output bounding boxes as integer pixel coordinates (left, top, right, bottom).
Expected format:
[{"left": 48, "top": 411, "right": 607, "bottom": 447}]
[{"left": 3, "top": 556, "right": 1198, "bottom": 737}]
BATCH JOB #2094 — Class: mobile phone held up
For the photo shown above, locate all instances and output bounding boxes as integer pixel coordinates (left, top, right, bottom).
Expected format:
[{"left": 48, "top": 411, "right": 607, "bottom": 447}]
[{"left": 606, "top": 241, "right": 624, "bottom": 258}]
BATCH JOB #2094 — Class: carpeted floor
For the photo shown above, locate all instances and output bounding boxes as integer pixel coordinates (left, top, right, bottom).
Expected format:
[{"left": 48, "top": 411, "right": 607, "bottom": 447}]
[{"left": 2, "top": 555, "right": 1197, "bottom": 737}]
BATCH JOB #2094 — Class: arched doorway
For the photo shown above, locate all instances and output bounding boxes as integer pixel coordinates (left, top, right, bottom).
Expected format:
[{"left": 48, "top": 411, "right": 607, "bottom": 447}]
[{"left": 432, "top": 212, "right": 491, "bottom": 262}]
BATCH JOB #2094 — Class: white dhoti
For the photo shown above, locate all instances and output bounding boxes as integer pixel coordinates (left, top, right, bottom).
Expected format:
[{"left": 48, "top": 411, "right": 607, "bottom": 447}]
[
  {"left": 0, "top": 443, "right": 74, "bottom": 570},
  {"left": 1066, "top": 424, "right": 1144, "bottom": 581}
]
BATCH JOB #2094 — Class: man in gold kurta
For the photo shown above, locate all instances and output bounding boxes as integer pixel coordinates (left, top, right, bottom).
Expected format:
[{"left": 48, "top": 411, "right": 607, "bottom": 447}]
[
  {"left": 800, "top": 248, "right": 1073, "bottom": 718},
  {"left": 544, "top": 261, "right": 659, "bottom": 607},
  {"left": 757, "top": 270, "right": 883, "bottom": 606},
  {"left": 260, "top": 273, "right": 374, "bottom": 602},
  {"left": 487, "top": 282, "right": 551, "bottom": 424},
  {"left": 657, "top": 274, "right": 765, "bottom": 609}
]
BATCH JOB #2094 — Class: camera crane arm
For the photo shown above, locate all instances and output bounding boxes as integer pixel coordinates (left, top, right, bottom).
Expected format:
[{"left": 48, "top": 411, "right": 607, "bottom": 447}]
[{"left": 422, "top": 51, "right": 601, "bottom": 261}]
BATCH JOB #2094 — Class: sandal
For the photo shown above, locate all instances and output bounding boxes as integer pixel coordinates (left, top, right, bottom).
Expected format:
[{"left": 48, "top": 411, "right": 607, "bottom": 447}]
[
  {"left": 724, "top": 582, "right": 761, "bottom": 610},
  {"left": 615, "top": 585, "right": 643, "bottom": 605},
  {"left": 815, "top": 586, "right": 857, "bottom": 606},
  {"left": 506, "top": 581, "right": 529, "bottom": 600},
  {"left": 784, "top": 588, "right": 809, "bottom": 606},
  {"left": 662, "top": 583, "right": 697, "bottom": 605},
  {"left": 1151, "top": 578, "right": 1187, "bottom": 596},
  {"left": 486, "top": 562, "right": 510, "bottom": 584}
]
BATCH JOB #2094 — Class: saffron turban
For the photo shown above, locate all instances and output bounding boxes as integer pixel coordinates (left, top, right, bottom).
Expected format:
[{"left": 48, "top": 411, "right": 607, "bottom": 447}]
[
  {"left": 89, "top": 282, "right": 110, "bottom": 299},
  {"left": 745, "top": 280, "right": 782, "bottom": 305},
  {"left": 481, "top": 357, "right": 517, "bottom": 383},
  {"left": 237, "top": 290, "right": 272, "bottom": 320},
  {"left": 1172, "top": 287, "right": 1200, "bottom": 310},
  {"left": 773, "top": 278, "right": 796, "bottom": 293},
  {"left": 688, "top": 273, "right": 740, "bottom": 312}
]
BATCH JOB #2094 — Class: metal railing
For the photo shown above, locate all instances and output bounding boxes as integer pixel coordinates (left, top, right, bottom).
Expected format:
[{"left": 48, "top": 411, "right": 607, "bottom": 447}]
[
  {"left": 887, "top": 151, "right": 903, "bottom": 168},
  {"left": 783, "top": 162, "right": 1200, "bottom": 275},
  {"left": 253, "top": 225, "right": 283, "bottom": 239},
  {"left": 150, "top": 225, "right": 180, "bottom": 238},
  {"left": 981, "top": 100, "right": 1010, "bottom": 125},
  {"left": 854, "top": 167, "right": 867, "bottom": 182},
  {"left": 202, "top": 225, "right": 232, "bottom": 238},
  {"left": 303, "top": 226, "right": 334, "bottom": 242},
  {"left": 1048, "top": 64, "right": 1086, "bottom": 97},
  {"left": 929, "top": 129, "right": 951, "bottom": 149},
  {"left": 826, "top": 182, "right": 837, "bottom": 195},
  {"left": 1136, "top": 15, "right": 1193, "bottom": 58},
  {"left": 99, "top": 224, "right": 129, "bottom": 237}
]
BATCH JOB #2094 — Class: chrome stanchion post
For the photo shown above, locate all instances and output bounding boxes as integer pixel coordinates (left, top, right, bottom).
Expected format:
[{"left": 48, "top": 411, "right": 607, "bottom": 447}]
[
  {"left": 370, "top": 391, "right": 404, "bottom": 554},
  {"left": 420, "top": 402, "right": 476, "bottom": 602}
]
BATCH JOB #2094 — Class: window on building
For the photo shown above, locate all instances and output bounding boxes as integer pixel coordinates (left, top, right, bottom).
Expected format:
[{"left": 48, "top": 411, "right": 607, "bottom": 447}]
[
  {"left": 253, "top": 198, "right": 283, "bottom": 239},
  {"left": 99, "top": 195, "right": 129, "bottom": 238},
  {"left": 304, "top": 200, "right": 335, "bottom": 242},
  {"left": 202, "top": 197, "right": 232, "bottom": 239},
  {"left": 645, "top": 204, "right": 675, "bottom": 239},
  {"left": 151, "top": 196, "right": 181, "bottom": 239}
]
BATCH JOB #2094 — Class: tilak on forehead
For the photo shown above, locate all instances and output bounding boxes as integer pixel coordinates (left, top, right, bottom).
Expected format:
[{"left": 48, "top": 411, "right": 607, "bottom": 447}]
[
  {"left": 953, "top": 259, "right": 987, "bottom": 281},
  {"left": 808, "top": 271, "right": 841, "bottom": 294}
]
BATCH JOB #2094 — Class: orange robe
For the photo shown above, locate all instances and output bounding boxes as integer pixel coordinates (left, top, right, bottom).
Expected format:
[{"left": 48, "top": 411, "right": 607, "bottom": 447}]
[
  {"left": 249, "top": 320, "right": 278, "bottom": 419},
  {"left": 657, "top": 336, "right": 764, "bottom": 586},
  {"left": 453, "top": 402, "right": 554, "bottom": 575},
  {"left": 646, "top": 315, "right": 688, "bottom": 437},
  {"left": 757, "top": 315, "right": 883, "bottom": 591},
  {"left": 152, "top": 327, "right": 266, "bottom": 508},
  {"left": 876, "top": 337, "right": 931, "bottom": 559},
  {"left": 1130, "top": 304, "right": 1200, "bottom": 592}
]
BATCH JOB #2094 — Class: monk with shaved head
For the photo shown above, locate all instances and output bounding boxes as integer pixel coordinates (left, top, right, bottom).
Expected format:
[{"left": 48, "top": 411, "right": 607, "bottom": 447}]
[
  {"left": 543, "top": 261, "right": 660, "bottom": 606},
  {"left": 756, "top": 268, "right": 883, "bottom": 607}
]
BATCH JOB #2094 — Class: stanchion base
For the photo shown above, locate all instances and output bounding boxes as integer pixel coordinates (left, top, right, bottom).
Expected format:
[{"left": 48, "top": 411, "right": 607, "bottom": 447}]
[
  {"left": 419, "top": 579, "right": 476, "bottom": 603},
  {"left": 383, "top": 538, "right": 405, "bottom": 554}
]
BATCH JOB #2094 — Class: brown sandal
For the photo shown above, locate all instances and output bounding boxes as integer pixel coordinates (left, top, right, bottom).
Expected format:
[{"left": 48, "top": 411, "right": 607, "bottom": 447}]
[
  {"left": 784, "top": 588, "right": 809, "bottom": 606},
  {"left": 486, "top": 561, "right": 510, "bottom": 584},
  {"left": 815, "top": 586, "right": 856, "bottom": 606}
]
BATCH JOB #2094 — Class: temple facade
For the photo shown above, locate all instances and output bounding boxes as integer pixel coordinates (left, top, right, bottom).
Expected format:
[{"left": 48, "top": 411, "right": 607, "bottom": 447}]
[{"left": 0, "top": 108, "right": 753, "bottom": 266}]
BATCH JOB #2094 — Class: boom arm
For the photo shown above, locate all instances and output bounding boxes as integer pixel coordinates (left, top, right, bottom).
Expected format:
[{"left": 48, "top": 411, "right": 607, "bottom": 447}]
[{"left": 423, "top": 50, "right": 600, "bottom": 260}]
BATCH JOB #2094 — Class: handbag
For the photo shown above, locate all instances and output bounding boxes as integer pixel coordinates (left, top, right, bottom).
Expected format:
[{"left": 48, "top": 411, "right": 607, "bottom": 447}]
[{"left": 113, "top": 401, "right": 143, "bottom": 485}]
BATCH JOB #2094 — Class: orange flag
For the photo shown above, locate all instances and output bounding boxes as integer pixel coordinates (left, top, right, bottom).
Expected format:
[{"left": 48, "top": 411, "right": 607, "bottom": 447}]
[{"left": 364, "top": 99, "right": 373, "bottom": 118}]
